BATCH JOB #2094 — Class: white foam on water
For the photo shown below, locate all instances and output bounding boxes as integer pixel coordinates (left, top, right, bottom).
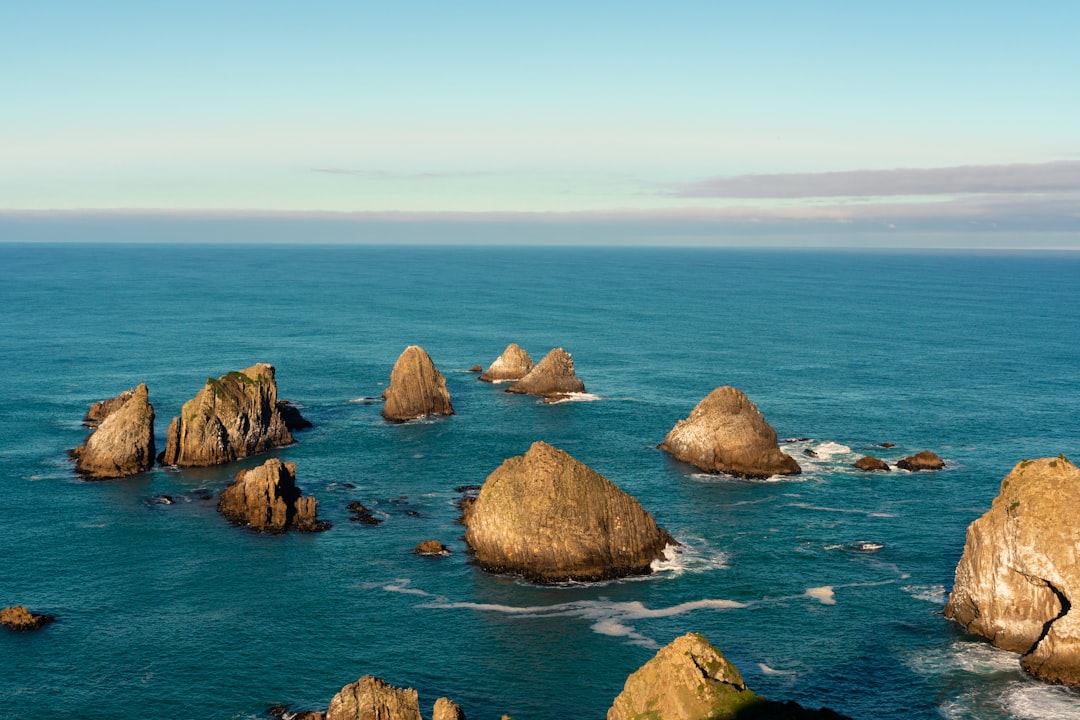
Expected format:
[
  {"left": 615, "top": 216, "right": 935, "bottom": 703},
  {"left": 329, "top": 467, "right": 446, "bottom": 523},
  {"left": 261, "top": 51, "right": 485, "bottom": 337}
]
[
  {"left": 805, "top": 586, "right": 836, "bottom": 605},
  {"left": 349, "top": 396, "right": 382, "bottom": 404},
  {"left": 381, "top": 578, "right": 433, "bottom": 597},
  {"left": 689, "top": 472, "right": 807, "bottom": 485},
  {"left": 649, "top": 541, "right": 729, "bottom": 577},
  {"left": 757, "top": 663, "right": 796, "bottom": 676},
  {"left": 788, "top": 502, "right": 897, "bottom": 518},
  {"left": 906, "top": 640, "right": 1020, "bottom": 678},
  {"left": 1001, "top": 682, "right": 1080, "bottom": 719},
  {"left": 902, "top": 584, "right": 947, "bottom": 604},
  {"left": 544, "top": 392, "right": 603, "bottom": 404},
  {"left": 812, "top": 441, "right": 852, "bottom": 458}
]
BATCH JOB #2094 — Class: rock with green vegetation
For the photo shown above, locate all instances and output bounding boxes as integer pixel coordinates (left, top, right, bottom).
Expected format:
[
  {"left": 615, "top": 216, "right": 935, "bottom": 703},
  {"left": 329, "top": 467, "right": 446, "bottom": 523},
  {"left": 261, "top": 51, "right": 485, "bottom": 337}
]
[
  {"left": 896, "top": 450, "right": 945, "bottom": 471},
  {"left": 70, "top": 383, "right": 155, "bottom": 479},
  {"left": 218, "top": 458, "right": 327, "bottom": 533},
  {"left": 479, "top": 343, "right": 535, "bottom": 383},
  {"left": 945, "top": 456, "right": 1080, "bottom": 685},
  {"left": 464, "top": 441, "right": 674, "bottom": 583},
  {"left": 1, "top": 605, "right": 54, "bottom": 631},
  {"left": 161, "top": 364, "right": 304, "bottom": 467},
  {"left": 659, "top": 386, "right": 801, "bottom": 479},
  {"left": 381, "top": 346, "right": 454, "bottom": 422},
  {"left": 506, "top": 347, "right": 585, "bottom": 398},
  {"left": 325, "top": 675, "right": 422, "bottom": 720}
]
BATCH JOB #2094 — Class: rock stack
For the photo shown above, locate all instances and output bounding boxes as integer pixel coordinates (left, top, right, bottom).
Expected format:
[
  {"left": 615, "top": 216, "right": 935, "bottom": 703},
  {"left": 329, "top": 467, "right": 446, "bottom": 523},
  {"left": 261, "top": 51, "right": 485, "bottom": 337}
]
[
  {"left": 70, "top": 383, "right": 156, "bottom": 479},
  {"left": 382, "top": 346, "right": 454, "bottom": 422},
  {"left": 479, "top": 343, "right": 535, "bottom": 382},
  {"left": 506, "top": 347, "right": 585, "bottom": 398},
  {"left": 218, "top": 458, "right": 326, "bottom": 533}
]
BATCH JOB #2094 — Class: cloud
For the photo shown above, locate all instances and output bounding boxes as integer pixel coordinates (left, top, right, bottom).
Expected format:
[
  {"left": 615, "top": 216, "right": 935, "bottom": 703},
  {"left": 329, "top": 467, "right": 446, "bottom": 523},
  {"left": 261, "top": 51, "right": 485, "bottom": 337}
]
[
  {"left": 312, "top": 167, "right": 485, "bottom": 180},
  {"left": 673, "top": 160, "right": 1080, "bottom": 198}
]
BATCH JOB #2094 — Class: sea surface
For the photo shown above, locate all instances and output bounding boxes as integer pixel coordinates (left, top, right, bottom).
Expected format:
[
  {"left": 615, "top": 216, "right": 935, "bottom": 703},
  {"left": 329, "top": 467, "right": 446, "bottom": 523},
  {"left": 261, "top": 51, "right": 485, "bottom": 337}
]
[{"left": 1, "top": 243, "right": 1079, "bottom": 720}]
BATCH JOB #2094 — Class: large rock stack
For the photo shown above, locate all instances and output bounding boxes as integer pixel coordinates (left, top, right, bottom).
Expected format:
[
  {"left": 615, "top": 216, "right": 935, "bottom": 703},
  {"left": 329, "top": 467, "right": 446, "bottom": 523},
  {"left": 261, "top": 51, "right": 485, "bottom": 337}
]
[
  {"left": 70, "top": 383, "right": 156, "bottom": 479},
  {"left": 218, "top": 458, "right": 326, "bottom": 533},
  {"left": 382, "top": 346, "right": 454, "bottom": 422}
]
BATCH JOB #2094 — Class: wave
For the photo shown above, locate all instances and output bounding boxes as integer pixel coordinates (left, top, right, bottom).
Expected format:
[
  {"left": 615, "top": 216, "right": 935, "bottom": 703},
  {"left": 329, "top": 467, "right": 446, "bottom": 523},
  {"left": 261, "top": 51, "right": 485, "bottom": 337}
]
[
  {"left": 787, "top": 502, "right": 897, "bottom": 518},
  {"left": 543, "top": 392, "right": 602, "bottom": 404},
  {"left": 757, "top": 663, "right": 796, "bottom": 676},
  {"left": 902, "top": 584, "right": 947, "bottom": 604},
  {"left": 649, "top": 540, "right": 730, "bottom": 577},
  {"left": 348, "top": 396, "right": 383, "bottom": 404}
]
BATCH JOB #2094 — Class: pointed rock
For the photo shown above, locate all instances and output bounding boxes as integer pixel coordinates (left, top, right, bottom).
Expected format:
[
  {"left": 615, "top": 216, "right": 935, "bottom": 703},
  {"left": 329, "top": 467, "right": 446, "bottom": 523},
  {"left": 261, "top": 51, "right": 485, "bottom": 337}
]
[
  {"left": 71, "top": 383, "right": 155, "bottom": 479},
  {"left": 381, "top": 346, "right": 454, "bottom": 422},
  {"left": 479, "top": 343, "right": 534, "bottom": 383},
  {"left": 218, "top": 458, "right": 327, "bottom": 533},
  {"left": 432, "top": 697, "right": 465, "bottom": 720},
  {"left": 854, "top": 456, "right": 890, "bottom": 472},
  {"left": 659, "top": 386, "right": 801, "bottom": 478},
  {"left": 506, "top": 347, "right": 584, "bottom": 398},
  {"left": 326, "top": 676, "right": 422, "bottom": 720},
  {"left": 896, "top": 450, "right": 945, "bottom": 471},
  {"left": 945, "top": 456, "right": 1080, "bottom": 685},
  {"left": 161, "top": 364, "right": 303, "bottom": 467},
  {"left": 464, "top": 441, "right": 673, "bottom": 582}
]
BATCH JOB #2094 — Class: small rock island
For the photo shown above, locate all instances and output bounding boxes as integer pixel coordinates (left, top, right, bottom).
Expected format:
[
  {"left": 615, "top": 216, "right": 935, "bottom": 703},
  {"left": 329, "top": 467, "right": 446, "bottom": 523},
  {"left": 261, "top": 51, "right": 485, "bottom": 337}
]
[
  {"left": 70, "top": 383, "right": 156, "bottom": 479},
  {"left": 506, "top": 347, "right": 585, "bottom": 399},
  {"left": 479, "top": 342, "right": 535, "bottom": 382},
  {"left": 381, "top": 346, "right": 454, "bottom": 422},
  {"left": 218, "top": 458, "right": 327, "bottom": 533}
]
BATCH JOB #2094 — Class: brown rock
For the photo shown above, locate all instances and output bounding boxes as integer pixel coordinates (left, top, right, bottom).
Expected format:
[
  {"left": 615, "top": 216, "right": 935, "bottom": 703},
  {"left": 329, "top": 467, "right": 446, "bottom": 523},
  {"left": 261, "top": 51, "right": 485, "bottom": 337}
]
[
  {"left": 432, "top": 697, "right": 465, "bottom": 720},
  {"left": 0, "top": 605, "right": 54, "bottom": 631},
  {"left": 945, "top": 456, "right": 1080, "bottom": 685},
  {"left": 506, "top": 347, "right": 585, "bottom": 398},
  {"left": 896, "top": 450, "right": 945, "bottom": 471},
  {"left": 415, "top": 540, "right": 450, "bottom": 556},
  {"left": 218, "top": 458, "right": 327, "bottom": 533},
  {"left": 381, "top": 346, "right": 454, "bottom": 422},
  {"left": 464, "top": 441, "right": 674, "bottom": 583},
  {"left": 71, "top": 383, "right": 155, "bottom": 480},
  {"left": 82, "top": 388, "right": 135, "bottom": 427},
  {"left": 659, "top": 386, "right": 801, "bottom": 479},
  {"left": 854, "top": 456, "right": 890, "bottom": 472},
  {"left": 161, "top": 364, "right": 303, "bottom": 467},
  {"left": 479, "top": 343, "right": 535, "bottom": 383},
  {"left": 326, "top": 676, "right": 422, "bottom": 720},
  {"left": 468, "top": 365, "right": 483, "bottom": 373}
]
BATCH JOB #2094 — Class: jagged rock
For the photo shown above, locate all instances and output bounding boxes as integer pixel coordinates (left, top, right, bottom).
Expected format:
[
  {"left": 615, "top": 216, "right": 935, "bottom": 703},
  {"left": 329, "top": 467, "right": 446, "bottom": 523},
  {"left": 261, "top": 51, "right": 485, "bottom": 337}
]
[
  {"left": 0, "top": 605, "right": 54, "bottom": 631},
  {"left": 161, "top": 364, "right": 303, "bottom": 467},
  {"left": 347, "top": 501, "right": 382, "bottom": 525},
  {"left": 464, "top": 441, "right": 674, "bottom": 583},
  {"left": 854, "top": 456, "right": 890, "bottom": 472},
  {"left": 945, "top": 456, "right": 1080, "bottom": 685},
  {"left": 659, "top": 386, "right": 801, "bottom": 479},
  {"left": 506, "top": 347, "right": 584, "bottom": 398},
  {"left": 326, "top": 676, "right": 422, "bottom": 720},
  {"left": 479, "top": 343, "right": 535, "bottom": 383},
  {"left": 278, "top": 400, "right": 313, "bottom": 431},
  {"left": 608, "top": 633, "right": 849, "bottom": 720},
  {"left": 897, "top": 450, "right": 945, "bottom": 471},
  {"left": 70, "top": 383, "right": 155, "bottom": 479},
  {"left": 415, "top": 540, "right": 450, "bottom": 556},
  {"left": 381, "top": 346, "right": 454, "bottom": 422},
  {"left": 218, "top": 458, "right": 327, "bottom": 533},
  {"left": 432, "top": 697, "right": 465, "bottom": 720}
]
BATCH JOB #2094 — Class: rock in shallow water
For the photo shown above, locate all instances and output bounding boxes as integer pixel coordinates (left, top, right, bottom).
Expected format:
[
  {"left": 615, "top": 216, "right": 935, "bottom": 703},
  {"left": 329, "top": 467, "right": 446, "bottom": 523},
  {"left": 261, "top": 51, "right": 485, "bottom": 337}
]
[
  {"left": 853, "top": 456, "right": 890, "bottom": 472},
  {"left": 506, "top": 347, "right": 584, "bottom": 398},
  {"left": 381, "top": 346, "right": 454, "bottom": 422},
  {"left": 479, "top": 342, "right": 534, "bottom": 383},
  {"left": 896, "top": 450, "right": 945, "bottom": 471},
  {"left": 71, "top": 383, "right": 155, "bottom": 480},
  {"left": 0, "top": 605, "right": 54, "bottom": 631},
  {"left": 218, "top": 458, "right": 327, "bottom": 533}
]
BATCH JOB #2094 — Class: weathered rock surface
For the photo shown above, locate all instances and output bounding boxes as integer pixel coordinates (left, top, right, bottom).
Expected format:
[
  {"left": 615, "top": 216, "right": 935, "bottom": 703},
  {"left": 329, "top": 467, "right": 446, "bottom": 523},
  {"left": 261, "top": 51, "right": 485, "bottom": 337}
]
[
  {"left": 897, "top": 450, "right": 945, "bottom": 471},
  {"left": 381, "top": 346, "right": 454, "bottom": 422},
  {"left": 218, "top": 458, "right": 327, "bottom": 533},
  {"left": 161, "top": 364, "right": 303, "bottom": 467},
  {"left": 464, "top": 441, "right": 674, "bottom": 583},
  {"left": 326, "top": 676, "right": 422, "bottom": 720},
  {"left": 479, "top": 343, "right": 535, "bottom": 383},
  {"left": 506, "top": 347, "right": 585, "bottom": 398},
  {"left": 854, "top": 456, "right": 890, "bottom": 472},
  {"left": 71, "top": 383, "right": 155, "bottom": 479},
  {"left": 944, "top": 456, "right": 1080, "bottom": 685},
  {"left": 1, "top": 605, "right": 54, "bottom": 631},
  {"left": 432, "top": 697, "right": 465, "bottom": 720},
  {"left": 415, "top": 540, "right": 450, "bottom": 556},
  {"left": 659, "top": 386, "right": 801, "bottom": 478}
]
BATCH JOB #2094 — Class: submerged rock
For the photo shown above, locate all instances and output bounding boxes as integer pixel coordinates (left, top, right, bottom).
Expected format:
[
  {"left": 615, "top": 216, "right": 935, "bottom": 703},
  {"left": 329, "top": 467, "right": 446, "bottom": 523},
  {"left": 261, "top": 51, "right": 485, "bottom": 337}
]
[
  {"left": 944, "top": 456, "right": 1080, "bottom": 685},
  {"left": 506, "top": 347, "right": 585, "bottom": 398},
  {"left": 479, "top": 343, "right": 535, "bottom": 383},
  {"left": 415, "top": 539, "right": 450, "bottom": 556},
  {"left": 218, "top": 458, "right": 327, "bottom": 533},
  {"left": 0, "top": 605, "right": 54, "bottom": 631},
  {"left": 326, "top": 676, "right": 422, "bottom": 720},
  {"left": 71, "top": 383, "right": 156, "bottom": 479},
  {"left": 854, "top": 456, "right": 890, "bottom": 472},
  {"left": 897, "top": 450, "right": 945, "bottom": 471},
  {"left": 161, "top": 364, "right": 304, "bottom": 467},
  {"left": 659, "top": 386, "right": 801, "bottom": 479},
  {"left": 464, "top": 441, "right": 673, "bottom": 583},
  {"left": 381, "top": 346, "right": 454, "bottom": 422}
]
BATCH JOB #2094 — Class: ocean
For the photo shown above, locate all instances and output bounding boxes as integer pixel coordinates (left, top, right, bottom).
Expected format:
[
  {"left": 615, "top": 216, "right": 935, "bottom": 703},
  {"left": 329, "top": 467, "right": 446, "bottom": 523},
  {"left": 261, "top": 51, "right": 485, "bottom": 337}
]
[{"left": 1, "top": 243, "right": 1078, "bottom": 720}]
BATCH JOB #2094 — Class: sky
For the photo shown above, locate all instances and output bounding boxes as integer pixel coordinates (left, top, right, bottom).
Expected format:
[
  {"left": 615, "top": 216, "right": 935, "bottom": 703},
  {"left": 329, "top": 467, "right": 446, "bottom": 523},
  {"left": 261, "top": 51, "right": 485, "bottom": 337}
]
[{"left": 2, "top": 1, "right": 1079, "bottom": 245}]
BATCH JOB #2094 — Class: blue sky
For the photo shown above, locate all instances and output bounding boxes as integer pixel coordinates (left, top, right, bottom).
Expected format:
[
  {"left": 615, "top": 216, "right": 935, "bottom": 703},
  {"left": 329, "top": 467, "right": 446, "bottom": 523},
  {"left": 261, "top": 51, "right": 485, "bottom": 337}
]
[{"left": 2, "top": 2, "right": 1079, "bottom": 244}]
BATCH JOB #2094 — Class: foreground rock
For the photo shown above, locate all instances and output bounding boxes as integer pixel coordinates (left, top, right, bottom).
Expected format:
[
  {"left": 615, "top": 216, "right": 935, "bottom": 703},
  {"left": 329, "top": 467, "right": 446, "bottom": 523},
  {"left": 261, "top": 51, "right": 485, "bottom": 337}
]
[
  {"left": 659, "top": 386, "right": 801, "bottom": 478},
  {"left": 944, "top": 456, "right": 1080, "bottom": 685},
  {"left": 218, "top": 458, "right": 327, "bottom": 533},
  {"left": 381, "top": 346, "right": 454, "bottom": 422},
  {"left": 70, "top": 383, "right": 156, "bottom": 479},
  {"left": 1, "top": 605, "right": 54, "bottom": 631},
  {"left": 608, "top": 633, "right": 849, "bottom": 720},
  {"left": 897, "top": 450, "right": 945, "bottom": 471},
  {"left": 854, "top": 456, "right": 890, "bottom": 472},
  {"left": 464, "top": 441, "right": 673, "bottom": 582},
  {"left": 506, "top": 347, "right": 585, "bottom": 398},
  {"left": 479, "top": 343, "right": 534, "bottom": 382},
  {"left": 161, "top": 364, "right": 305, "bottom": 467}
]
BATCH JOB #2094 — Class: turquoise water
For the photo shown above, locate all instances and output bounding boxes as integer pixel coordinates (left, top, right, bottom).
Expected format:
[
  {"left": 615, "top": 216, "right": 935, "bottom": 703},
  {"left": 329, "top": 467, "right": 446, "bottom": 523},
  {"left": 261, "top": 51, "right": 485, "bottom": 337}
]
[{"left": 2, "top": 243, "right": 1078, "bottom": 720}]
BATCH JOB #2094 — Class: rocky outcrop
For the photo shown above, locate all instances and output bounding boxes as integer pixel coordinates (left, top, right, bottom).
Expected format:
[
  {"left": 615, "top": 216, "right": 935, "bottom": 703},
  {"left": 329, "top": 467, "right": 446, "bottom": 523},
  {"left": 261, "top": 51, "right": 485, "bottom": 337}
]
[
  {"left": 1, "top": 605, "right": 54, "bottom": 631},
  {"left": 70, "top": 383, "right": 155, "bottom": 479},
  {"left": 432, "top": 698, "right": 465, "bottom": 720},
  {"left": 381, "top": 346, "right": 454, "bottom": 422},
  {"left": 897, "top": 450, "right": 945, "bottom": 471},
  {"left": 161, "top": 364, "right": 304, "bottom": 467},
  {"left": 464, "top": 441, "right": 674, "bottom": 583},
  {"left": 659, "top": 387, "right": 801, "bottom": 478},
  {"left": 854, "top": 456, "right": 890, "bottom": 472},
  {"left": 944, "top": 456, "right": 1080, "bottom": 685},
  {"left": 506, "top": 348, "right": 584, "bottom": 398},
  {"left": 218, "top": 458, "right": 327, "bottom": 533},
  {"left": 326, "top": 676, "right": 422, "bottom": 720},
  {"left": 415, "top": 540, "right": 450, "bottom": 556},
  {"left": 479, "top": 343, "right": 534, "bottom": 383}
]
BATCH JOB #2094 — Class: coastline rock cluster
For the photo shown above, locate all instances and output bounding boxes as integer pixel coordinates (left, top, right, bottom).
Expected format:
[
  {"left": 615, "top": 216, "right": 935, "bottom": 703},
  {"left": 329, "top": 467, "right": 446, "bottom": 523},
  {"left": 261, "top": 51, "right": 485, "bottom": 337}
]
[
  {"left": 505, "top": 347, "right": 585, "bottom": 399},
  {"left": 382, "top": 346, "right": 454, "bottom": 422},
  {"left": 1, "top": 605, "right": 54, "bottom": 631},
  {"left": 659, "top": 386, "right": 801, "bottom": 478},
  {"left": 218, "top": 458, "right": 327, "bottom": 533},
  {"left": 463, "top": 441, "right": 673, "bottom": 582},
  {"left": 70, "top": 383, "right": 156, "bottom": 480},
  {"left": 944, "top": 456, "right": 1080, "bottom": 685},
  {"left": 300, "top": 675, "right": 464, "bottom": 720}
]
